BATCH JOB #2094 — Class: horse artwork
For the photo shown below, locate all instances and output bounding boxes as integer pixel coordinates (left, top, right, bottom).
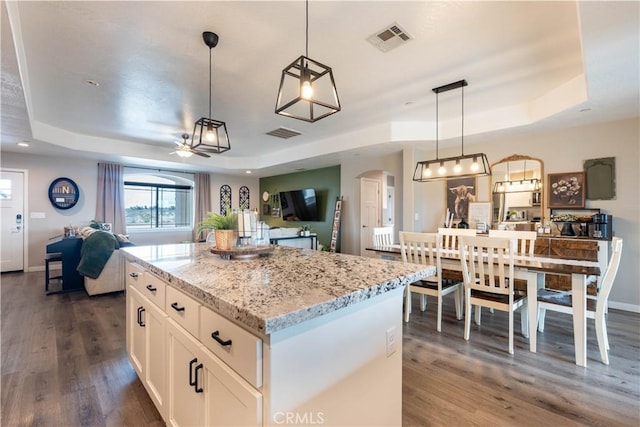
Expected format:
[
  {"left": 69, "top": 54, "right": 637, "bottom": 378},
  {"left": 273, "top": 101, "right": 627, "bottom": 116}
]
[{"left": 446, "top": 177, "right": 477, "bottom": 220}]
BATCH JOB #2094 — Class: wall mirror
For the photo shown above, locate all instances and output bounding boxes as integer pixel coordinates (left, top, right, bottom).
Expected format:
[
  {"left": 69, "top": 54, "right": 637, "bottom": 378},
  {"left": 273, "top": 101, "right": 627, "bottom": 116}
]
[{"left": 490, "top": 155, "right": 544, "bottom": 226}]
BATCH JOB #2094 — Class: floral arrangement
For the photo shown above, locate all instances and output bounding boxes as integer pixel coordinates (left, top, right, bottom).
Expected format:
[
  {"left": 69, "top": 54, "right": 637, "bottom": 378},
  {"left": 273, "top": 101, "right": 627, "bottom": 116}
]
[{"left": 551, "top": 213, "right": 578, "bottom": 222}]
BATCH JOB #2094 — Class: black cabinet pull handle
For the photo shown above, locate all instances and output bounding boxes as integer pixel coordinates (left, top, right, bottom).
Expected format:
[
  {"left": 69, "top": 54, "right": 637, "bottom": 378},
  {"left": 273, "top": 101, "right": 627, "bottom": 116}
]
[
  {"left": 146, "top": 284, "right": 157, "bottom": 292},
  {"left": 171, "top": 302, "right": 185, "bottom": 312},
  {"left": 129, "top": 272, "right": 139, "bottom": 278},
  {"left": 211, "top": 330, "right": 232, "bottom": 347},
  {"left": 189, "top": 358, "right": 197, "bottom": 387},
  {"left": 194, "top": 363, "right": 204, "bottom": 393},
  {"left": 137, "top": 306, "right": 145, "bottom": 327}
]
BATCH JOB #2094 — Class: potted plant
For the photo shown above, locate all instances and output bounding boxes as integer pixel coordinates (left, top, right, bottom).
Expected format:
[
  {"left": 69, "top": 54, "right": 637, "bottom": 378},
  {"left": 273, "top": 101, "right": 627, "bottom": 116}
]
[
  {"left": 300, "top": 224, "right": 311, "bottom": 236},
  {"left": 197, "top": 211, "right": 237, "bottom": 250}
]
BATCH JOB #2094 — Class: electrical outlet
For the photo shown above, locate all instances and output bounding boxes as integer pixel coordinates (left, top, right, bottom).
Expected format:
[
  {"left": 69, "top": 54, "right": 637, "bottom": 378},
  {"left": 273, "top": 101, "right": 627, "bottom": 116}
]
[
  {"left": 414, "top": 212, "right": 419, "bottom": 221},
  {"left": 386, "top": 326, "right": 397, "bottom": 357}
]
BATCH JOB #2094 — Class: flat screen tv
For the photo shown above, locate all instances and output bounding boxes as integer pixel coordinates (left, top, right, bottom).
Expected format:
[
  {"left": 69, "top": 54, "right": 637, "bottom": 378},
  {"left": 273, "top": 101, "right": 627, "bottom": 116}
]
[{"left": 279, "top": 188, "right": 320, "bottom": 221}]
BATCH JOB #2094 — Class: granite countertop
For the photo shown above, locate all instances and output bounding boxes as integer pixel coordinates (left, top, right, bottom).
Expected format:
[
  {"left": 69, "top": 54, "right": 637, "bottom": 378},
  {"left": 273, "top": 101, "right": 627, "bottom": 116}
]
[{"left": 121, "top": 243, "right": 434, "bottom": 335}]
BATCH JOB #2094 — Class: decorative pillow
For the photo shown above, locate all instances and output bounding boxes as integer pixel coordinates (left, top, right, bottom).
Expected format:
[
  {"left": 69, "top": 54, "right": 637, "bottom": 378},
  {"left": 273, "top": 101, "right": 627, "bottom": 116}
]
[
  {"left": 80, "top": 227, "right": 98, "bottom": 238},
  {"left": 115, "top": 233, "right": 129, "bottom": 242}
]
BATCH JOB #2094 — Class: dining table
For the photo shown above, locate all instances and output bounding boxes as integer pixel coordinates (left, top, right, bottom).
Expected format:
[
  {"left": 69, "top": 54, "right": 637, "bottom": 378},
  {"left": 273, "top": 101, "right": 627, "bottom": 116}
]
[{"left": 366, "top": 243, "right": 601, "bottom": 367}]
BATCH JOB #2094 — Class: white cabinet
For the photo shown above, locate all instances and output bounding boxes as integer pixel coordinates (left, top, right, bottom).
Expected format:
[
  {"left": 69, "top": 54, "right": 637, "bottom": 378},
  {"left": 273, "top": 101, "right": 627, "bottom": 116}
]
[
  {"left": 203, "top": 347, "right": 262, "bottom": 427},
  {"left": 125, "top": 256, "right": 403, "bottom": 426},
  {"left": 200, "top": 305, "right": 263, "bottom": 389},
  {"left": 126, "top": 261, "right": 262, "bottom": 427},
  {"left": 145, "top": 294, "right": 167, "bottom": 413},
  {"left": 167, "top": 319, "right": 262, "bottom": 427},
  {"left": 127, "top": 286, "right": 146, "bottom": 377},
  {"left": 505, "top": 191, "right": 532, "bottom": 208},
  {"left": 126, "top": 285, "right": 167, "bottom": 418},
  {"left": 167, "top": 319, "right": 206, "bottom": 427}
]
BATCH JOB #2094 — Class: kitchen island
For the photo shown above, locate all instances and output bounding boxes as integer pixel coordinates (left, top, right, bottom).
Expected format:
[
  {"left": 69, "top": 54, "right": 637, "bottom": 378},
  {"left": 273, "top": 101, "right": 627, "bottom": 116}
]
[{"left": 121, "top": 243, "right": 434, "bottom": 427}]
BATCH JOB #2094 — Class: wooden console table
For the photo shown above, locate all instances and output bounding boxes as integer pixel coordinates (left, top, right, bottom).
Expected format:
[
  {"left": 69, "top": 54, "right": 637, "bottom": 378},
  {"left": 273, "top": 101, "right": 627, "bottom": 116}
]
[{"left": 270, "top": 234, "right": 318, "bottom": 250}]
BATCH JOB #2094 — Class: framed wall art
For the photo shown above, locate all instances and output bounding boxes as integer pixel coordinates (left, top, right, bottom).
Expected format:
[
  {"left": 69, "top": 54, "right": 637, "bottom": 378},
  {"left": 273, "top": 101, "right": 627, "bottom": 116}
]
[
  {"left": 547, "top": 171, "right": 585, "bottom": 208},
  {"left": 446, "top": 177, "right": 477, "bottom": 220},
  {"left": 584, "top": 157, "right": 616, "bottom": 200}
]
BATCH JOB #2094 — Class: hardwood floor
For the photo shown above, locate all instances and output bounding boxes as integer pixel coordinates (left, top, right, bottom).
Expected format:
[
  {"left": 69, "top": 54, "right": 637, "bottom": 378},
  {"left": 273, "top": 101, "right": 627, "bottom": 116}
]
[
  {"left": 2, "top": 271, "right": 639, "bottom": 426},
  {"left": 402, "top": 293, "right": 640, "bottom": 426},
  {"left": 1, "top": 271, "right": 163, "bottom": 427}
]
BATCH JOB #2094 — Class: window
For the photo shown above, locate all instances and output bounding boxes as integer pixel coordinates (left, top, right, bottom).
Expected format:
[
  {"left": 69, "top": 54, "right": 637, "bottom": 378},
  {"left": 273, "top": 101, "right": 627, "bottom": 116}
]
[{"left": 124, "top": 172, "right": 194, "bottom": 230}]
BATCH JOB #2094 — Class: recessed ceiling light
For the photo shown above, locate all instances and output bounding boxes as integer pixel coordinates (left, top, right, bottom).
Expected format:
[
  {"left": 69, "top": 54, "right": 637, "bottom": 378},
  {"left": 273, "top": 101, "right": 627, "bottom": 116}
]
[
  {"left": 85, "top": 79, "right": 100, "bottom": 87},
  {"left": 245, "top": 170, "right": 252, "bottom": 174},
  {"left": 17, "top": 141, "right": 29, "bottom": 147}
]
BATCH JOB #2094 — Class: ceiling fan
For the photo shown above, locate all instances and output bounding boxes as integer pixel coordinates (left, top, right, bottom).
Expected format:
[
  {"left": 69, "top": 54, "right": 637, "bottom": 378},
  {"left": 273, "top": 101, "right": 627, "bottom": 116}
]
[{"left": 169, "top": 133, "right": 210, "bottom": 158}]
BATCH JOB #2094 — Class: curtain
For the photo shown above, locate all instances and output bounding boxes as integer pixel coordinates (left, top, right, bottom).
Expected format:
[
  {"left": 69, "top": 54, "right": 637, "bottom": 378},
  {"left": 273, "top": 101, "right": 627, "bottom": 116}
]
[
  {"left": 193, "top": 172, "right": 211, "bottom": 242},
  {"left": 95, "top": 163, "right": 126, "bottom": 235}
]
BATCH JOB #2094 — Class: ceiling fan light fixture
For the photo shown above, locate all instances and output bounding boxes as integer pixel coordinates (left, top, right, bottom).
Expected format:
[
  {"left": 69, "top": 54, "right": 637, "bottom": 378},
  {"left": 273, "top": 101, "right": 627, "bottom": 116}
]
[
  {"left": 192, "top": 31, "right": 231, "bottom": 154},
  {"left": 170, "top": 132, "right": 211, "bottom": 159},
  {"left": 176, "top": 149, "right": 193, "bottom": 158},
  {"left": 275, "top": 0, "right": 340, "bottom": 122},
  {"left": 413, "top": 80, "right": 491, "bottom": 182}
]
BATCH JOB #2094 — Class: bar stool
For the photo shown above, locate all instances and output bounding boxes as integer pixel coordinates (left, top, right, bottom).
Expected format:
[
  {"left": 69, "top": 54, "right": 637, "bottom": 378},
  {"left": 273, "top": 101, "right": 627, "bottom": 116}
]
[{"left": 45, "top": 252, "right": 63, "bottom": 293}]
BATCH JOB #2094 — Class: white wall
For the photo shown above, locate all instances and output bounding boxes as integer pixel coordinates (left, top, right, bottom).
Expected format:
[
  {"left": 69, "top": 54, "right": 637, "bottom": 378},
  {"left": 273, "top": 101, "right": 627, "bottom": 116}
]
[
  {"left": 1, "top": 152, "right": 98, "bottom": 271},
  {"left": 404, "top": 117, "right": 639, "bottom": 311},
  {"left": 340, "top": 152, "right": 403, "bottom": 255},
  {"left": 0, "top": 152, "right": 258, "bottom": 269}
]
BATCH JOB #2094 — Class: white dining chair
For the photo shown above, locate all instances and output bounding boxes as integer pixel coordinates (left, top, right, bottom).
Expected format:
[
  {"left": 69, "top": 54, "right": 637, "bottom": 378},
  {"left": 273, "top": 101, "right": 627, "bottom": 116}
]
[
  {"left": 459, "top": 235, "right": 529, "bottom": 354},
  {"left": 372, "top": 226, "right": 394, "bottom": 247},
  {"left": 399, "top": 231, "right": 463, "bottom": 331},
  {"left": 488, "top": 229, "right": 537, "bottom": 256},
  {"left": 488, "top": 229, "right": 538, "bottom": 301},
  {"left": 437, "top": 227, "right": 477, "bottom": 295},
  {"left": 537, "top": 237, "right": 623, "bottom": 365},
  {"left": 437, "top": 227, "right": 477, "bottom": 252}
]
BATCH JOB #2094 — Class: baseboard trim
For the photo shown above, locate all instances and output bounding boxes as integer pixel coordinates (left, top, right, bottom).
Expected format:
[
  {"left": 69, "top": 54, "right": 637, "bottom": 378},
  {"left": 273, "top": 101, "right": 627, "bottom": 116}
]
[{"left": 609, "top": 301, "right": 640, "bottom": 313}]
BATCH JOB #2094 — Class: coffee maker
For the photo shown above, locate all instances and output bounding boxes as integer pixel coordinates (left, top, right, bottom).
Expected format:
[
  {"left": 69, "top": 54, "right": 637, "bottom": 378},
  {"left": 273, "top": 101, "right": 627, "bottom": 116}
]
[{"left": 589, "top": 214, "right": 612, "bottom": 239}]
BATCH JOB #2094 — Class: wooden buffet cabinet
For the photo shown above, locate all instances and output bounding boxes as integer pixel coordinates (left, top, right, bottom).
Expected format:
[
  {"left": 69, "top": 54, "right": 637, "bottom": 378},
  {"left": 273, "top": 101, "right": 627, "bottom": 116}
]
[{"left": 534, "top": 236, "right": 609, "bottom": 295}]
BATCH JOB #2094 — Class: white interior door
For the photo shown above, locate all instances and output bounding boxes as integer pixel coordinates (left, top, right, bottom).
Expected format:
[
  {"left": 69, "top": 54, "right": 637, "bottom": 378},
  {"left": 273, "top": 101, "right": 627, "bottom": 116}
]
[
  {"left": 360, "top": 178, "right": 380, "bottom": 256},
  {"left": 1, "top": 170, "right": 25, "bottom": 272}
]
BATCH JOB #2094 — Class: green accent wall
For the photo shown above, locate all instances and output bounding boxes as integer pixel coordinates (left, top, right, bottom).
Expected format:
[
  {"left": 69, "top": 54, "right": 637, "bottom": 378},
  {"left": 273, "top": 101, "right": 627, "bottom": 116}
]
[{"left": 260, "top": 165, "right": 340, "bottom": 251}]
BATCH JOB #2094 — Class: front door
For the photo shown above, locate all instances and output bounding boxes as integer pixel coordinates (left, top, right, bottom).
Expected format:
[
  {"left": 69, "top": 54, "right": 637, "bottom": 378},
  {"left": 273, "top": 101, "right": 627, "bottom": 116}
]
[
  {"left": 1, "top": 170, "right": 25, "bottom": 272},
  {"left": 360, "top": 178, "right": 380, "bottom": 256}
]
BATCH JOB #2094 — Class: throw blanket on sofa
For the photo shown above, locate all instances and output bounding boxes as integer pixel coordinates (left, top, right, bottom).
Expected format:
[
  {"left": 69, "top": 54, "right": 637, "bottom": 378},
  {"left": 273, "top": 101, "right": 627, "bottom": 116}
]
[{"left": 77, "top": 230, "right": 119, "bottom": 279}]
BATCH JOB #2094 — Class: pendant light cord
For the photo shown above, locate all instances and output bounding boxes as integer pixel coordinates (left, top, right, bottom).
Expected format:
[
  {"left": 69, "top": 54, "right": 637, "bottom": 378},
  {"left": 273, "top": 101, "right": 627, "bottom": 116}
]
[
  {"left": 208, "top": 47, "right": 212, "bottom": 118},
  {"left": 305, "top": 0, "right": 309, "bottom": 57},
  {"left": 461, "top": 84, "right": 464, "bottom": 156},
  {"left": 435, "top": 92, "right": 439, "bottom": 160}
]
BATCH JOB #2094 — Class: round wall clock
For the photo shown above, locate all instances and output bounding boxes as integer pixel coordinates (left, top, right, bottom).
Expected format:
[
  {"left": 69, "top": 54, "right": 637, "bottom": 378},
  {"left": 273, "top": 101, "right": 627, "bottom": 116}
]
[{"left": 48, "top": 177, "right": 80, "bottom": 209}]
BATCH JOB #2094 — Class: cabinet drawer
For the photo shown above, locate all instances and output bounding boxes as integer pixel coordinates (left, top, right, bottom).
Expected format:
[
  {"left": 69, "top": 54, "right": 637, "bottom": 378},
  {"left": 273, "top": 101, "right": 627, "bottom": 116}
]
[
  {"left": 166, "top": 286, "right": 200, "bottom": 337},
  {"left": 549, "top": 239, "right": 598, "bottom": 261},
  {"left": 126, "top": 262, "right": 145, "bottom": 287},
  {"left": 200, "top": 306, "right": 262, "bottom": 389},
  {"left": 137, "top": 272, "right": 166, "bottom": 310}
]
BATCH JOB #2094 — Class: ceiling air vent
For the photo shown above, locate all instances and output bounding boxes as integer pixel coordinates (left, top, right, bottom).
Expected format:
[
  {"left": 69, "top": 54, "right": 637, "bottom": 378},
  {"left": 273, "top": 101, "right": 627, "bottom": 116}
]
[
  {"left": 367, "top": 22, "right": 412, "bottom": 53},
  {"left": 266, "top": 127, "right": 302, "bottom": 139}
]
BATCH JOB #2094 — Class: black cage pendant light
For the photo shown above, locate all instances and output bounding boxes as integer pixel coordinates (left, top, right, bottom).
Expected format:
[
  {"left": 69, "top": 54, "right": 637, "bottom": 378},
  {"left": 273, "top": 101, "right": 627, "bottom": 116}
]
[
  {"left": 275, "top": 0, "right": 341, "bottom": 122},
  {"left": 192, "top": 31, "right": 230, "bottom": 154},
  {"left": 413, "top": 80, "right": 490, "bottom": 182}
]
